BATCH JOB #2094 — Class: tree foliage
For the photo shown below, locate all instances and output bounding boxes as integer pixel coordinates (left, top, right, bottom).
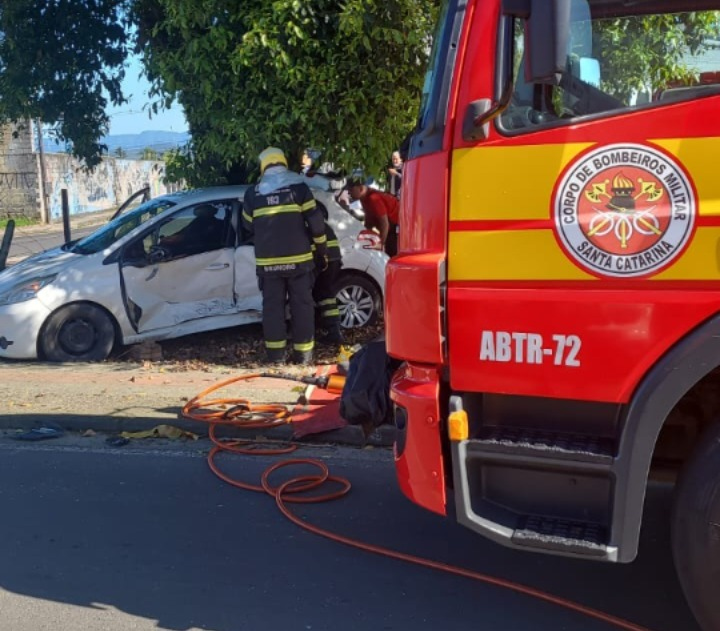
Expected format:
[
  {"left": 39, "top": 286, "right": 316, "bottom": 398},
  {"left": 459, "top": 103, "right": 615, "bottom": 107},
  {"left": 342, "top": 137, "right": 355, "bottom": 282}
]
[
  {"left": 133, "top": 0, "right": 439, "bottom": 184},
  {"left": 0, "top": 0, "right": 131, "bottom": 167},
  {"left": 594, "top": 11, "right": 720, "bottom": 102}
]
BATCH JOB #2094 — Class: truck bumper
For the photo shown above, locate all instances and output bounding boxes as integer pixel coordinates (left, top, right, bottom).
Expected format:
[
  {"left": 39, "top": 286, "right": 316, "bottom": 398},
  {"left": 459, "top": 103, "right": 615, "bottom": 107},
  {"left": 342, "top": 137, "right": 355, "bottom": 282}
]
[{"left": 390, "top": 362, "right": 446, "bottom": 516}]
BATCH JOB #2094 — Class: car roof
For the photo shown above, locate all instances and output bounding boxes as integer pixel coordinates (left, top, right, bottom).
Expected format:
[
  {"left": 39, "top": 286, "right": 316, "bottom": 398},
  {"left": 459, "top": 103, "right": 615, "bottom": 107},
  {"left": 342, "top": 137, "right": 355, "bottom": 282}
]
[
  {"left": 162, "top": 185, "right": 249, "bottom": 205},
  {"left": 159, "top": 181, "right": 341, "bottom": 206}
]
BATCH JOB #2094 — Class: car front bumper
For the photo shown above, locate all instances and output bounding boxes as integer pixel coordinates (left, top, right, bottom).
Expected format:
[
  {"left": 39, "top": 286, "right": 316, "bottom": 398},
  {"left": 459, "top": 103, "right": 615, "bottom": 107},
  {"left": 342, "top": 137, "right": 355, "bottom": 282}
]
[{"left": 0, "top": 300, "right": 50, "bottom": 359}]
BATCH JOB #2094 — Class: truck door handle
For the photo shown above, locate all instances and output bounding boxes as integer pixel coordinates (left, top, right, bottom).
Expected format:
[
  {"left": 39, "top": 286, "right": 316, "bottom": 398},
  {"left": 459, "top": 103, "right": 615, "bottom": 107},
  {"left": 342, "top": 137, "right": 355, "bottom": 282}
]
[{"left": 206, "top": 263, "right": 230, "bottom": 270}]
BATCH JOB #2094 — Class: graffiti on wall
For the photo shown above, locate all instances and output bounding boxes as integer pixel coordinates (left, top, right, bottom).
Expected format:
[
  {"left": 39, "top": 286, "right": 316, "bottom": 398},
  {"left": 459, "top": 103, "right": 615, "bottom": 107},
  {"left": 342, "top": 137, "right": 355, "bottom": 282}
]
[
  {"left": 0, "top": 170, "right": 37, "bottom": 217},
  {"left": 0, "top": 172, "right": 37, "bottom": 189},
  {"left": 45, "top": 155, "right": 169, "bottom": 220}
]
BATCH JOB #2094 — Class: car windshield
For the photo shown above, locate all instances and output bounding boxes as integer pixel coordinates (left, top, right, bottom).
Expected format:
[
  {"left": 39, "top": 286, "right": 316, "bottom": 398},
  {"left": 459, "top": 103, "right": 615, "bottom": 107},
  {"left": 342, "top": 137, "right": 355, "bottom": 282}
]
[{"left": 69, "top": 198, "right": 177, "bottom": 255}]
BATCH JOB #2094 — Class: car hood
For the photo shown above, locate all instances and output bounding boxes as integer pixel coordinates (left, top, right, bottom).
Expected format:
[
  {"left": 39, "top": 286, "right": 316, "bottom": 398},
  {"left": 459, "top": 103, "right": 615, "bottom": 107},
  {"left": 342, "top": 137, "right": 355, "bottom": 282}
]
[{"left": 0, "top": 247, "right": 80, "bottom": 291}]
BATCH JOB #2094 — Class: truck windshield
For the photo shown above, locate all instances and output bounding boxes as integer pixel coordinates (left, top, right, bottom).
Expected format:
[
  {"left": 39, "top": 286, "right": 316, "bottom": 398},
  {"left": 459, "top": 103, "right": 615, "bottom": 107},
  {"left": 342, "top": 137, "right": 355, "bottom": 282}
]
[
  {"left": 418, "top": 0, "right": 452, "bottom": 130},
  {"left": 500, "top": 5, "right": 720, "bottom": 132},
  {"left": 69, "top": 198, "right": 176, "bottom": 255}
]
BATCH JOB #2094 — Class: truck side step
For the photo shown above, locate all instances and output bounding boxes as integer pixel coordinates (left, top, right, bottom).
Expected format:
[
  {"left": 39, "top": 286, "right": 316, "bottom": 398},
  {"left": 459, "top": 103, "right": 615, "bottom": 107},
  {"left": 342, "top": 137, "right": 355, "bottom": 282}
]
[
  {"left": 511, "top": 515, "right": 608, "bottom": 557},
  {"left": 475, "top": 427, "right": 614, "bottom": 465}
]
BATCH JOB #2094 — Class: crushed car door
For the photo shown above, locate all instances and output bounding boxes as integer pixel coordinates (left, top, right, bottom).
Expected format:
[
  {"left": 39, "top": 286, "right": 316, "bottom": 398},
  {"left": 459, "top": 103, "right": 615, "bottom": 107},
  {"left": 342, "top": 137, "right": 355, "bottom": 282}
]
[{"left": 120, "top": 200, "right": 236, "bottom": 333}]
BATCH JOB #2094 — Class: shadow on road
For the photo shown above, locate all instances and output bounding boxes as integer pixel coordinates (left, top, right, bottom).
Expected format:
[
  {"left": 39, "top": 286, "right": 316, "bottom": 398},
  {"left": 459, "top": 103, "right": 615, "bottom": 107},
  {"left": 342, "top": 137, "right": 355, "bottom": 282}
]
[{"left": 0, "top": 438, "right": 700, "bottom": 631}]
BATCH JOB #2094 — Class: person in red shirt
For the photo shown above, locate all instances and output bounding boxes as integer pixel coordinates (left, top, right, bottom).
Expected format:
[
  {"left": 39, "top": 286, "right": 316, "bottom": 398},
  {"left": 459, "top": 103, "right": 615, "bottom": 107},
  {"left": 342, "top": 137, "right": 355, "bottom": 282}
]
[{"left": 347, "top": 181, "right": 399, "bottom": 257}]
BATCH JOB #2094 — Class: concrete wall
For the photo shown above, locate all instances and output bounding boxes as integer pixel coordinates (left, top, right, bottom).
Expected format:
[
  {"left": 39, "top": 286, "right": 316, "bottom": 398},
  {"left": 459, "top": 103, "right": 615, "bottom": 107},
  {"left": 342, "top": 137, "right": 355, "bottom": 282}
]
[
  {"left": 1, "top": 119, "right": 172, "bottom": 221},
  {"left": 43, "top": 154, "right": 169, "bottom": 221},
  {"left": 0, "top": 122, "right": 39, "bottom": 219}
]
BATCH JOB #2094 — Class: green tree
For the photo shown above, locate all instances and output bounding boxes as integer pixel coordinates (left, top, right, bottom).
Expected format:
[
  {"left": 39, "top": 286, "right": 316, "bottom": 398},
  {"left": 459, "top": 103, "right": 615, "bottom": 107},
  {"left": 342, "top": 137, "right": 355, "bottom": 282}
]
[
  {"left": 133, "top": 0, "right": 439, "bottom": 185},
  {"left": 593, "top": 11, "right": 720, "bottom": 102},
  {"left": 114, "top": 146, "right": 128, "bottom": 158},
  {"left": 0, "top": 0, "right": 131, "bottom": 167},
  {"left": 141, "top": 146, "right": 158, "bottom": 160}
]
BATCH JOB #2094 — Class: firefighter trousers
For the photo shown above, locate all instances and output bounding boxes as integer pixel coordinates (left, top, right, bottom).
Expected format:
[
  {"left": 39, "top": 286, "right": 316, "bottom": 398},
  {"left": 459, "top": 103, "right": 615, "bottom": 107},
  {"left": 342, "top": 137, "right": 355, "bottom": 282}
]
[
  {"left": 260, "top": 271, "right": 315, "bottom": 361},
  {"left": 313, "top": 260, "right": 341, "bottom": 329}
]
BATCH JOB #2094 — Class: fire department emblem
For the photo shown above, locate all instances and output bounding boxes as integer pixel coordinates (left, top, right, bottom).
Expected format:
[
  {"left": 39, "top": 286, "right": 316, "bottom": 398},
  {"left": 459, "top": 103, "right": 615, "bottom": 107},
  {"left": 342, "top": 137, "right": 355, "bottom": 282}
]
[{"left": 553, "top": 144, "right": 696, "bottom": 278}]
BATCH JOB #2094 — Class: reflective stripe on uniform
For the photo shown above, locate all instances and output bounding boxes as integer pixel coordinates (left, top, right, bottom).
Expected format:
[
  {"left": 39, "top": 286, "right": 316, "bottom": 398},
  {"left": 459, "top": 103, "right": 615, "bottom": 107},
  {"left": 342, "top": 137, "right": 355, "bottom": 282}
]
[
  {"left": 322, "top": 308, "right": 340, "bottom": 318},
  {"left": 256, "top": 252, "right": 314, "bottom": 266},
  {"left": 265, "top": 339, "right": 287, "bottom": 349},
  {"left": 318, "top": 298, "right": 336, "bottom": 307},
  {"left": 300, "top": 200, "right": 316, "bottom": 212},
  {"left": 254, "top": 204, "right": 302, "bottom": 218},
  {"left": 313, "top": 234, "right": 327, "bottom": 244},
  {"left": 242, "top": 211, "right": 253, "bottom": 223},
  {"left": 293, "top": 340, "right": 314, "bottom": 352},
  {"left": 327, "top": 239, "right": 339, "bottom": 248}
]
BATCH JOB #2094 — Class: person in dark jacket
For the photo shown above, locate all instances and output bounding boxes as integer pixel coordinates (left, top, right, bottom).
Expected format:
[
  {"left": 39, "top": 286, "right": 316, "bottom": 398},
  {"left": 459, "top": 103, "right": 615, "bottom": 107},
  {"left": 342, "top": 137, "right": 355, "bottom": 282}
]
[
  {"left": 313, "top": 200, "right": 343, "bottom": 345},
  {"left": 242, "top": 147, "right": 328, "bottom": 365}
]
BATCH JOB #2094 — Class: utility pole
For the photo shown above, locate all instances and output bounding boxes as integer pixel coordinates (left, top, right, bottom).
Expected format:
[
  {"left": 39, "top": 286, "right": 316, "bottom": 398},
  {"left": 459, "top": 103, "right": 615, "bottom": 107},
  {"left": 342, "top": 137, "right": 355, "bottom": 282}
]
[{"left": 34, "top": 118, "right": 49, "bottom": 224}]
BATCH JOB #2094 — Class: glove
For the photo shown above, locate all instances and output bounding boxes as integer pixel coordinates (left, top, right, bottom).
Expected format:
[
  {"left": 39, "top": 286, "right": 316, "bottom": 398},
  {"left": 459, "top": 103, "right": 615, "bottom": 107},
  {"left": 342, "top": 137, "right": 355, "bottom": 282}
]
[{"left": 314, "top": 251, "right": 329, "bottom": 272}]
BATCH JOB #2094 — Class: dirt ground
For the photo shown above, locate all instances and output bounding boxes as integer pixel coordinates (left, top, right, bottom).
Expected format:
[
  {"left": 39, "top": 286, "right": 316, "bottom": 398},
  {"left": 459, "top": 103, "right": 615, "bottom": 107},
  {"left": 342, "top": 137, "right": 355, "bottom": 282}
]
[{"left": 0, "top": 321, "right": 385, "bottom": 439}]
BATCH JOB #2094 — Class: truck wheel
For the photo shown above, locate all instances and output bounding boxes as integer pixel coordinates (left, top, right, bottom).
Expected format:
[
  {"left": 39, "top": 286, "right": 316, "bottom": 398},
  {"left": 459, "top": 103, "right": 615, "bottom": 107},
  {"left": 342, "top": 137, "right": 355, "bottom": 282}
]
[
  {"left": 672, "top": 422, "right": 720, "bottom": 631},
  {"left": 39, "top": 303, "right": 116, "bottom": 362}
]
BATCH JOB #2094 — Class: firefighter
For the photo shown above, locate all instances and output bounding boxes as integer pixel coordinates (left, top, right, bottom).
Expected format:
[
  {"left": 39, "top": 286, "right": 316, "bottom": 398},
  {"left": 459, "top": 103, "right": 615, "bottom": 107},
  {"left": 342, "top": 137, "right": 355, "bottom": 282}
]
[
  {"left": 243, "top": 147, "right": 328, "bottom": 365},
  {"left": 313, "top": 200, "right": 343, "bottom": 345}
]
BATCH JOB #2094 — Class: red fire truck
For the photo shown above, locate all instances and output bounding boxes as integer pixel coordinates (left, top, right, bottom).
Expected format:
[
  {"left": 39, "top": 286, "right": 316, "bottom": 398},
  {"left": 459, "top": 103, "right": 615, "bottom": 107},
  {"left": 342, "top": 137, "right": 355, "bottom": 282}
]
[{"left": 385, "top": 1, "right": 720, "bottom": 628}]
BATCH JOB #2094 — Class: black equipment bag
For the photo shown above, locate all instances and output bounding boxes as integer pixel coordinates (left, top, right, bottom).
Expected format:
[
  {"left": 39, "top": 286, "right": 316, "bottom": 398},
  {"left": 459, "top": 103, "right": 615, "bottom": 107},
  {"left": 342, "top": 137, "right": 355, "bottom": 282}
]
[{"left": 339, "top": 340, "right": 401, "bottom": 428}]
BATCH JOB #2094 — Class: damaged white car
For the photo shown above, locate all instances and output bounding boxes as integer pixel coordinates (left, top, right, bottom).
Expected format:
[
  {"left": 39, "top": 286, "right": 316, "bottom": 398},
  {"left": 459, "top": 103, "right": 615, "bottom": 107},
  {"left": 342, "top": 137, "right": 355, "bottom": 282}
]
[{"left": 0, "top": 184, "right": 387, "bottom": 362}]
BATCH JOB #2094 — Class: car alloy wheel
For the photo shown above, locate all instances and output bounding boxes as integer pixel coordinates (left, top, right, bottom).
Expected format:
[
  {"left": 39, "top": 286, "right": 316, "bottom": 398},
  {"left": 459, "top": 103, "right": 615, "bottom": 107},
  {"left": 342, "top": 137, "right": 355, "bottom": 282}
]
[{"left": 335, "top": 274, "right": 380, "bottom": 329}]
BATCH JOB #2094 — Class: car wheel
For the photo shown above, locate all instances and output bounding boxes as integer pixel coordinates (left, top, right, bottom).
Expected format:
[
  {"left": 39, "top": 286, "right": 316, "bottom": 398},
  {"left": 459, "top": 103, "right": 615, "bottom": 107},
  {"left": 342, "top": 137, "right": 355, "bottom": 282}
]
[
  {"left": 672, "top": 422, "right": 720, "bottom": 631},
  {"left": 335, "top": 273, "right": 381, "bottom": 329},
  {"left": 39, "top": 303, "right": 116, "bottom": 362}
]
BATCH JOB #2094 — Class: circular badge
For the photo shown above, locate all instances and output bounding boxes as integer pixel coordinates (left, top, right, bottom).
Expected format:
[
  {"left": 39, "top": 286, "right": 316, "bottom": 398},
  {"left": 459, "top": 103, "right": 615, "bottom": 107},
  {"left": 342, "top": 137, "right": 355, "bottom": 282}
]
[{"left": 554, "top": 144, "right": 696, "bottom": 278}]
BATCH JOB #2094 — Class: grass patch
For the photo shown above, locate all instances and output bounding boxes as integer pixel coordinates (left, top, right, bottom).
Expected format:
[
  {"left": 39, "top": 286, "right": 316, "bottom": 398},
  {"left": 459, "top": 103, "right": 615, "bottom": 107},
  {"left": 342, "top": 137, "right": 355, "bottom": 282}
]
[{"left": 0, "top": 216, "right": 38, "bottom": 229}]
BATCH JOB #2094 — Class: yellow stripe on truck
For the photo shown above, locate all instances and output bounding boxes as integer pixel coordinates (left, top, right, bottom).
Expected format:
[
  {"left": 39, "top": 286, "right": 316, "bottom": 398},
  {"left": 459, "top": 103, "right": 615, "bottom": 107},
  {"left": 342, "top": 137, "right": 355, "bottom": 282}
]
[
  {"left": 654, "top": 228, "right": 720, "bottom": 280},
  {"left": 652, "top": 137, "right": 720, "bottom": 218},
  {"left": 450, "top": 143, "right": 594, "bottom": 221},
  {"left": 449, "top": 230, "right": 594, "bottom": 281},
  {"left": 449, "top": 137, "right": 720, "bottom": 282}
]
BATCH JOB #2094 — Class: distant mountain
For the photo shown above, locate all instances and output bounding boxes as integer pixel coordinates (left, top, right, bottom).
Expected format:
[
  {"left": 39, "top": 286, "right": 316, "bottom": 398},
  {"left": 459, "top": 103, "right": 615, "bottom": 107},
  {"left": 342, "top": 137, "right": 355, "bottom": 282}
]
[{"left": 43, "top": 130, "right": 191, "bottom": 159}]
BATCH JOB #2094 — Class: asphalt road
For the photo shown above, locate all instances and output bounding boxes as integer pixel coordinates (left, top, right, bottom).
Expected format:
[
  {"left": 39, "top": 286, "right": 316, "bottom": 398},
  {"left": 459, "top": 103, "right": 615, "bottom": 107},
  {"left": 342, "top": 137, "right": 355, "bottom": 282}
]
[
  {"left": 6, "top": 225, "right": 96, "bottom": 265},
  {"left": 0, "top": 436, "right": 699, "bottom": 631}
]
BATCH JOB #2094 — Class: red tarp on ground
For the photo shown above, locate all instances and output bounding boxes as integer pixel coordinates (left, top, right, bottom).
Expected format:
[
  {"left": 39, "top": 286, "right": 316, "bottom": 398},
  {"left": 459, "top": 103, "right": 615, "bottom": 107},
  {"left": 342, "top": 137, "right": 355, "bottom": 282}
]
[{"left": 290, "top": 365, "right": 347, "bottom": 438}]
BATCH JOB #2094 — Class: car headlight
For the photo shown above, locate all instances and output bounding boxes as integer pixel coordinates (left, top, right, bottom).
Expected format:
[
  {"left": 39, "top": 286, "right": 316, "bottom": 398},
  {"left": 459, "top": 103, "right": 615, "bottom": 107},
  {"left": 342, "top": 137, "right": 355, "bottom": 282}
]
[{"left": 0, "top": 275, "right": 57, "bottom": 306}]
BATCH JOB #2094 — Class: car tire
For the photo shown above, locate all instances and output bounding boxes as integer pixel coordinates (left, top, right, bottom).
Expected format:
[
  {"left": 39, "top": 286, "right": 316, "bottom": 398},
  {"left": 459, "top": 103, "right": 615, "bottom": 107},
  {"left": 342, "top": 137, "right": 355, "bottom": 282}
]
[
  {"left": 671, "top": 422, "right": 720, "bottom": 631},
  {"left": 39, "top": 303, "right": 116, "bottom": 362},
  {"left": 335, "top": 273, "right": 381, "bottom": 329}
]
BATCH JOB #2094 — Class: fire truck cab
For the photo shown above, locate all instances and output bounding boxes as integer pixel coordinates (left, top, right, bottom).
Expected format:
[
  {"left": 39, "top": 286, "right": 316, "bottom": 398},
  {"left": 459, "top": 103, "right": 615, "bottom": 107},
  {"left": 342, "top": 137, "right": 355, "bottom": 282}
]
[{"left": 386, "top": 1, "right": 720, "bottom": 628}]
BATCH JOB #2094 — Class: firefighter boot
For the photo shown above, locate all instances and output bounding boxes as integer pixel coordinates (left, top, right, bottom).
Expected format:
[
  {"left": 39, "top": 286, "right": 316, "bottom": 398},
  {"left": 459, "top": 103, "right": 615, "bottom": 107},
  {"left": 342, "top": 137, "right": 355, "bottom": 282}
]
[
  {"left": 321, "top": 321, "right": 344, "bottom": 346},
  {"left": 291, "top": 350, "right": 314, "bottom": 366},
  {"left": 266, "top": 349, "right": 286, "bottom": 365}
]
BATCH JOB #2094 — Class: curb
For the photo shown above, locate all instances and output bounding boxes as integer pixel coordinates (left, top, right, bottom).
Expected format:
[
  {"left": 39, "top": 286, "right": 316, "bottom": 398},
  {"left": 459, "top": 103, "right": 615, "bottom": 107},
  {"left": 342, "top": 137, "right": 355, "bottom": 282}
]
[{"left": 0, "top": 412, "right": 396, "bottom": 448}]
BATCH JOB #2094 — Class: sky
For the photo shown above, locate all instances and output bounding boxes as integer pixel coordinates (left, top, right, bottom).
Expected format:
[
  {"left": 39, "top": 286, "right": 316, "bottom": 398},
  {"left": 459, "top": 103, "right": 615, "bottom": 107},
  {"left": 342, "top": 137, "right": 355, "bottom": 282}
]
[{"left": 105, "top": 54, "right": 188, "bottom": 136}]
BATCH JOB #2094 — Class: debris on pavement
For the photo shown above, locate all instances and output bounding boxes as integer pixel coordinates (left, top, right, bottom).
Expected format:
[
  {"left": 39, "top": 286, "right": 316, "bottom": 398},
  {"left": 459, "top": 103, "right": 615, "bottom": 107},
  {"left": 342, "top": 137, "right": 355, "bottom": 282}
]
[
  {"left": 105, "top": 436, "right": 130, "bottom": 447},
  {"left": 10, "top": 425, "right": 64, "bottom": 441},
  {"left": 120, "top": 424, "right": 199, "bottom": 441}
]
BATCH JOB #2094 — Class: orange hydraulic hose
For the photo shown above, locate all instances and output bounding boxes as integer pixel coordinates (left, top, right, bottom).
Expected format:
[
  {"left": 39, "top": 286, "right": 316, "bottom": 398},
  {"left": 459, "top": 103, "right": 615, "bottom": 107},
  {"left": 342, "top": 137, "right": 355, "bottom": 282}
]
[{"left": 182, "top": 375, "right": 654, "bottom": 631}]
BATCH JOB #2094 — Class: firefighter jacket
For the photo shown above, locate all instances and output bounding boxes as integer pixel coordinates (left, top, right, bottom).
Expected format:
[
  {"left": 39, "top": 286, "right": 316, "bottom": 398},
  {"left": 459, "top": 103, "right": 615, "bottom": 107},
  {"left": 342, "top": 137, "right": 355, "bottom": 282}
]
[
  {"left": 242, "top": 178, "right": 327, "bottom": 276},
  {"left": 313, "top": 199, "right": 341, "bottom": 263},
  {"left": 325, "top": 222, "right": 342, "bottom": 262}
]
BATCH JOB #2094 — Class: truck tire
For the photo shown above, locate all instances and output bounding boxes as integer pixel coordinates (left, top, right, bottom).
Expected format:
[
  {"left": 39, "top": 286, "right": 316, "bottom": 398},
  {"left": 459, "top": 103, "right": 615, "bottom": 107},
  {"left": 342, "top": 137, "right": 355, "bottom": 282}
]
[{"left": 672, "top": 422, "right": 720, "bottom": 631}]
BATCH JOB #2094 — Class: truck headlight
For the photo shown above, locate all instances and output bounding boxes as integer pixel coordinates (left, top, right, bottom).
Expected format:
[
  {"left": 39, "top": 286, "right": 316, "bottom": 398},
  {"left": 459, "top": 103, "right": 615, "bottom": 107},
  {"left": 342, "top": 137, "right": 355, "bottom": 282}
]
[{"left": 0, "top": 275, "right": 57, "bottom": 306}]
